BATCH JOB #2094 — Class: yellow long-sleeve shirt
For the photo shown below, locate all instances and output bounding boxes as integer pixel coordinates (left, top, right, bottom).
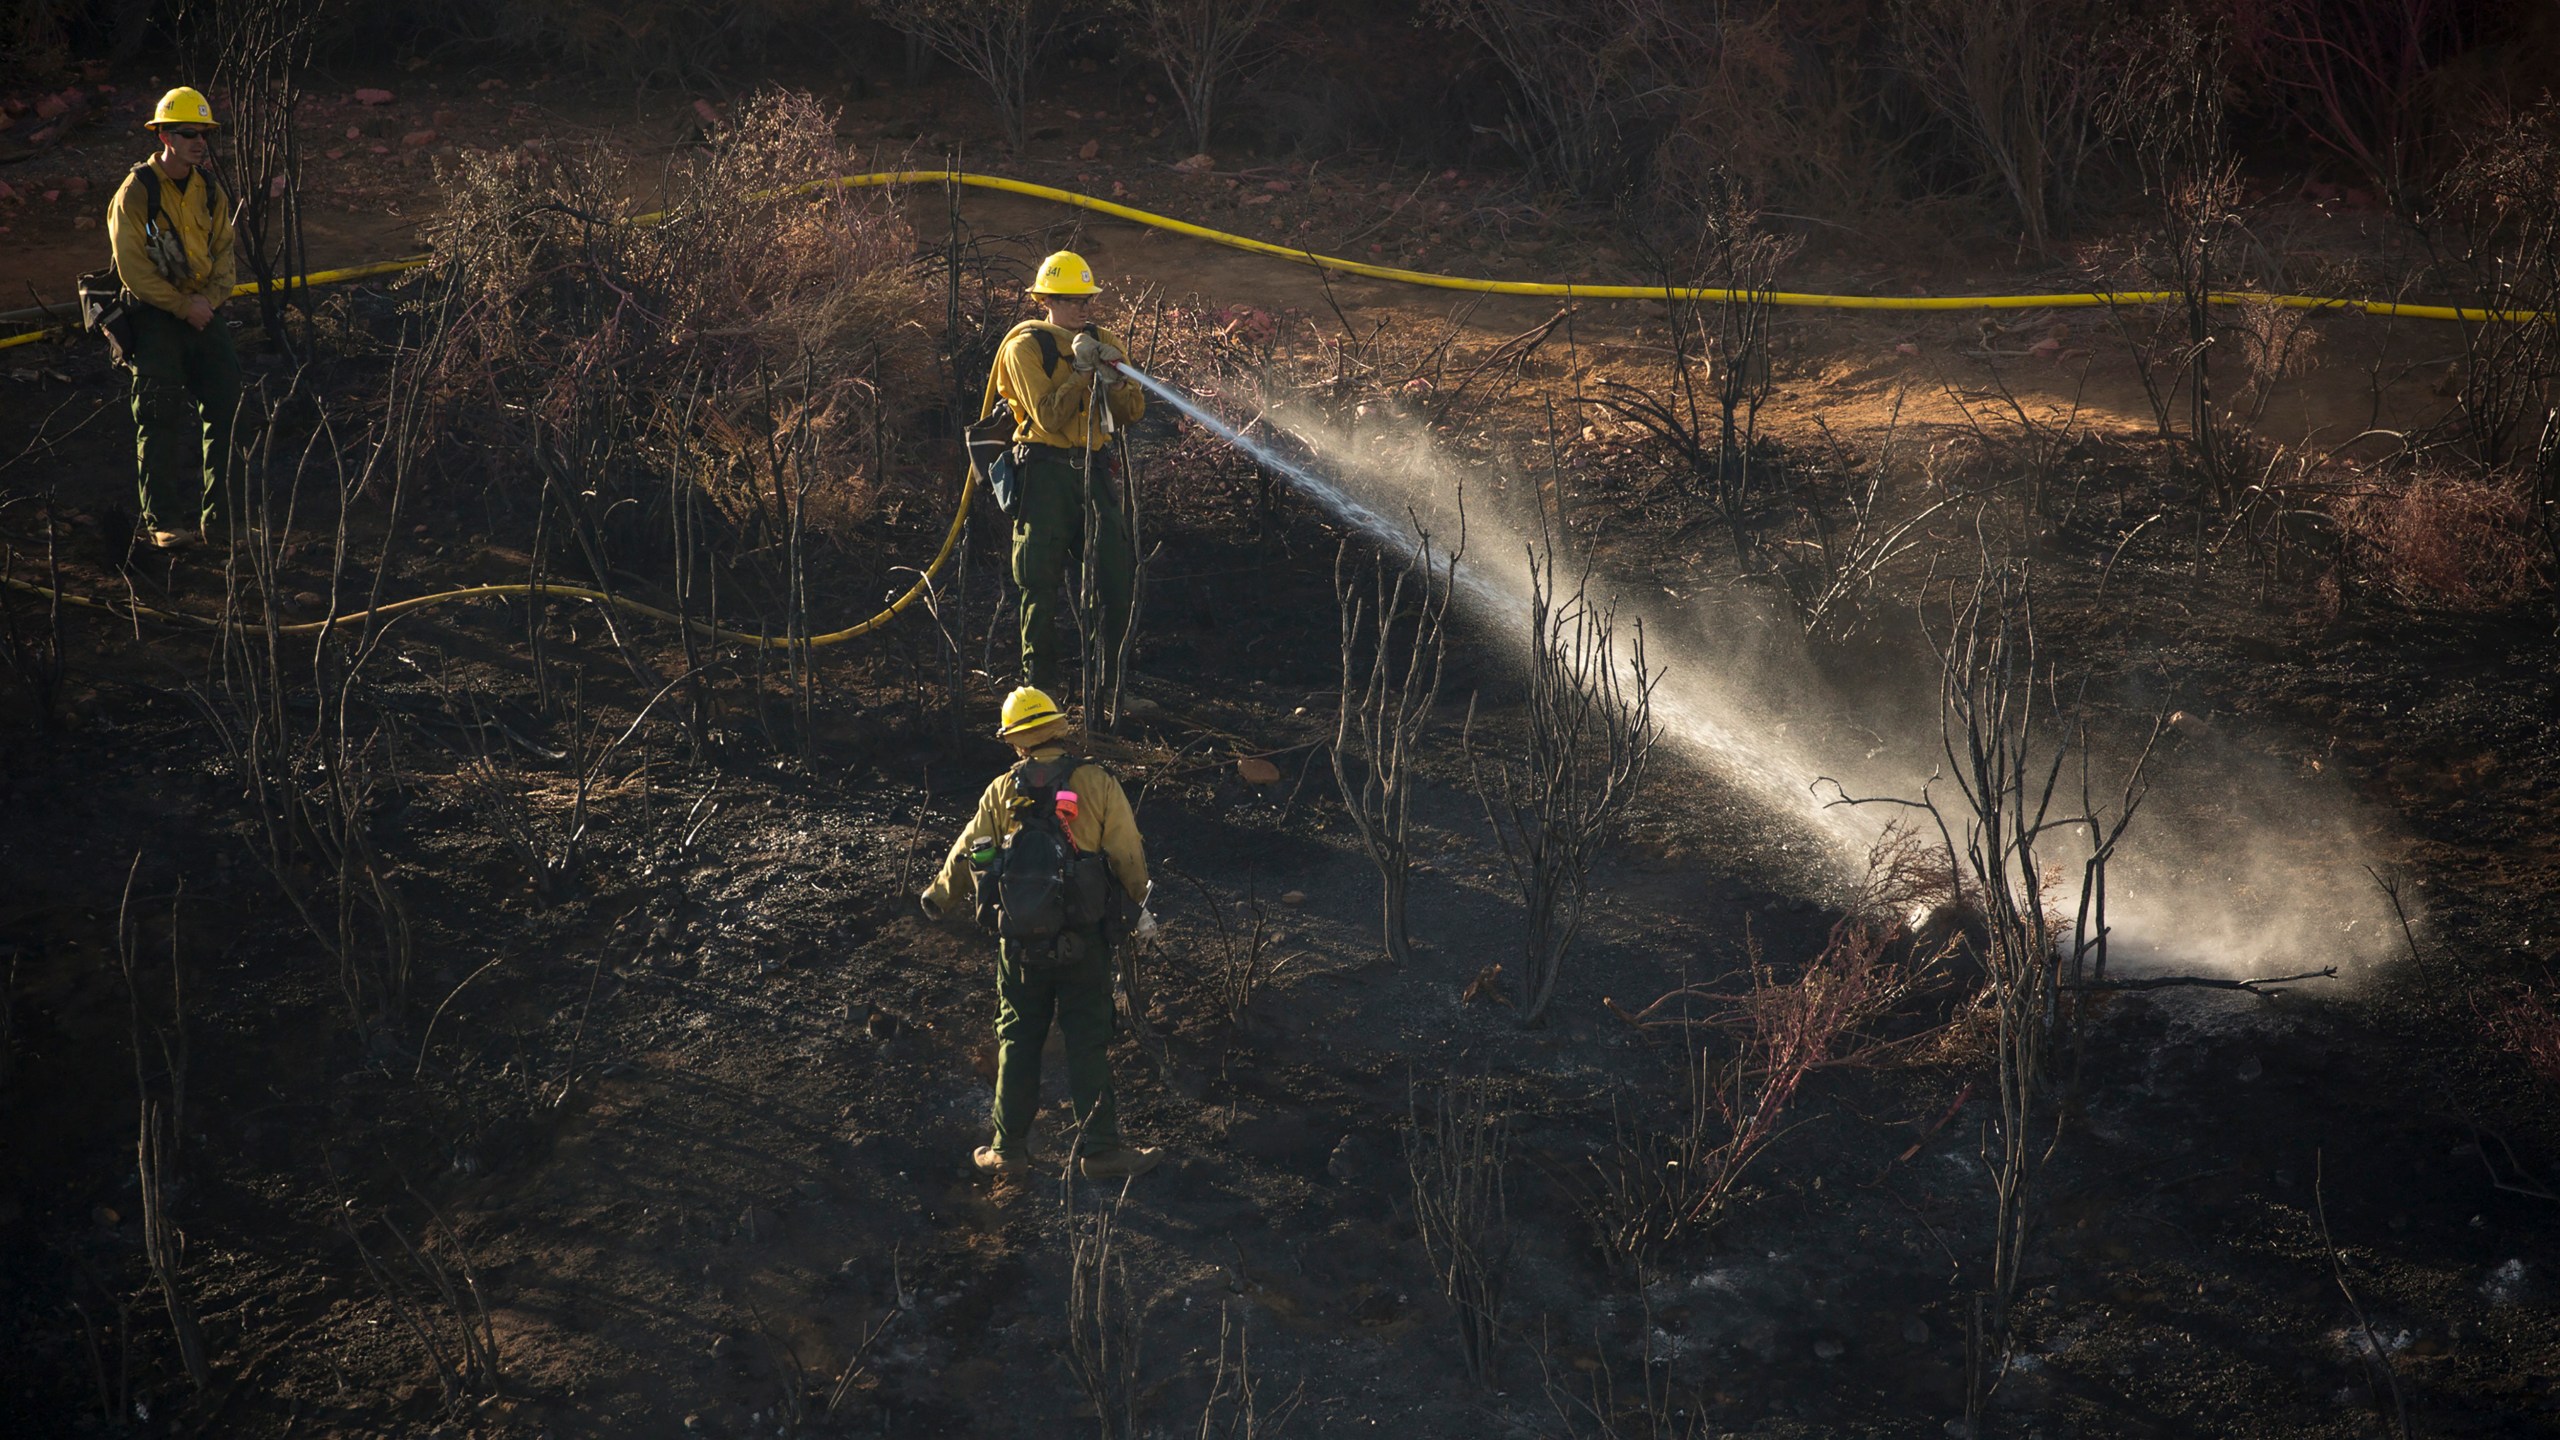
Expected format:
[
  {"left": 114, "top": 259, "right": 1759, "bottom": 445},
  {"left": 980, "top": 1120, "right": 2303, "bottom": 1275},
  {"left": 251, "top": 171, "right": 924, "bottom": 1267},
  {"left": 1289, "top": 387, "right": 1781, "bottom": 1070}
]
[
  {"left": 107, "top": 157, "right": 235, "bottom": 316},
  {"left": 924, "top": 747, "right": 1150, "bottom": 916},
  {"left": 980, "top": 320, "right": 1146, "bottom": 451}
]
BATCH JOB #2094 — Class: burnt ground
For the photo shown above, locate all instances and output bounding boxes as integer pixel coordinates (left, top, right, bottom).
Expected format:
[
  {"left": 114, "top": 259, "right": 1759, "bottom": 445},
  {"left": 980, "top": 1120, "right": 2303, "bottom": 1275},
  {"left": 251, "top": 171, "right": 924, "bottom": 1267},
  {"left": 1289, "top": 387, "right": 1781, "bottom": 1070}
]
[
  {"left": 6, "top": 65, "right": 2560, "bottom": 1440},
  {"left": 4, "top": 303, "right": 2559, "bottom": 1440}
]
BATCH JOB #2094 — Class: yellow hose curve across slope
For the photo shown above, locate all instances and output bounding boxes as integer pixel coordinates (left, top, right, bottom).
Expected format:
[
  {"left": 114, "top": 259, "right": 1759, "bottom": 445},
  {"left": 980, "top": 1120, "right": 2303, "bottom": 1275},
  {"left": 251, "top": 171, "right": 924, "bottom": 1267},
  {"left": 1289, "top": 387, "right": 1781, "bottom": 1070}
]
[
  {"left": 2, "top": 169, "right": 2537, "bottom": 356},
  {"left": 1, "top": 477, "right": 970, "bottom": 648},
  {"left": 0, "top": 169, "right": 2531, "bottom": 650}
]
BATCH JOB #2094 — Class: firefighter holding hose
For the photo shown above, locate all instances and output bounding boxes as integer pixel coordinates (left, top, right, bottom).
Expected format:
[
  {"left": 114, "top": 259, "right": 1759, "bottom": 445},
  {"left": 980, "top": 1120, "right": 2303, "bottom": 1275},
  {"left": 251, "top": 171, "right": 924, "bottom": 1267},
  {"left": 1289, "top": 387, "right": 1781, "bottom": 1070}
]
[
  {"left": 980, "top": 250, "right": 1146, "bottom": 694},
  {"left": 921, "top": 686, "right": 1162, "bottom": 1181},
  {"left": 107, "top": 87, "right": 240, "bottom": 550}
]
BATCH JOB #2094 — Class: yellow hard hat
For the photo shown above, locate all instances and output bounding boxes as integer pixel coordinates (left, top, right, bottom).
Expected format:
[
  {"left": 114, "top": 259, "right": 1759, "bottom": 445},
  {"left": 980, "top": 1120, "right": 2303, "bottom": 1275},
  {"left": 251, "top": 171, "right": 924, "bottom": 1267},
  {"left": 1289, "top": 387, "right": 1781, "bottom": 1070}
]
[
  {"left": 1028, "top": 250, "right": 1100, "bottom": 297},
  {"left": 997, "top": 686, "right": 1067, "bottom": 739},
  {"left": 147, "top": 87, "right": 219, "bottom": 131}
]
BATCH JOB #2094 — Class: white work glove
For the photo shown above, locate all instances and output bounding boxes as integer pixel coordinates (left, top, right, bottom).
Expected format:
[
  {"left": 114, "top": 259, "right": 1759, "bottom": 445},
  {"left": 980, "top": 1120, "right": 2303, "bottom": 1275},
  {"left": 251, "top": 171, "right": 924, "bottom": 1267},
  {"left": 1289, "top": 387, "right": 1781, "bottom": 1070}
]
[
  {"left": 1070, "top": 329, "right": 1124, "bottom": 375},
  {"left": 1131, "top": 881, "right": 1159, "bottom": 941}
]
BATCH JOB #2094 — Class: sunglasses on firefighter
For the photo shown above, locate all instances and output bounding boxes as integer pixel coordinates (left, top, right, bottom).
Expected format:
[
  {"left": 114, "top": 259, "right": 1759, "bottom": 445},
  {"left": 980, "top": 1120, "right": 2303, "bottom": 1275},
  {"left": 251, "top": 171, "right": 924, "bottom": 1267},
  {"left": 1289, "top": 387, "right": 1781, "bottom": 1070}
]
[{"left": 163, "top": 127, "right": 211, "bottom": 140}]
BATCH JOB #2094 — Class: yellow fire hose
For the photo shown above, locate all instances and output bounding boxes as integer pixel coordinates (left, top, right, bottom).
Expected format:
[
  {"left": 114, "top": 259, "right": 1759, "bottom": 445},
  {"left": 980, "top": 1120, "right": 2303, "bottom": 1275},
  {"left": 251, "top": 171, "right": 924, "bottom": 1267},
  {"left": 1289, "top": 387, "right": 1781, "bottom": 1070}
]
[
  {"left": 0, "top": 169, "right": 2537, "bottom": 649},
  {"left": 0, "top": 479, "right": 969, "bottom": 647},
  {"left": 5, "top": 169, "right": 2534, "bottom": 353}
]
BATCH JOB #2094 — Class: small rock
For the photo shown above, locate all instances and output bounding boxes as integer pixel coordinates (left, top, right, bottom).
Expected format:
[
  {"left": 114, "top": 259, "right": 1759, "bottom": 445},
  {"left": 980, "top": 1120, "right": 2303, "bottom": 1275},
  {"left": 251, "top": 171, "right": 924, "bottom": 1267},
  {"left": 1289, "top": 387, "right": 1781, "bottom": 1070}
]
[
  {"left": 1279, "top": 890, "right": 1306, "bottom": 907},
  {"left": 354, "top": 88, "right": 395, "bottom": 106},
  {"left": 1902, "top": 1317, "right": 1931, "bottom": 1345},
  {"left": 345, "top": 124, "right": 361, "bottom": 140},
  {"left": 1896, "top": 342, "right": 1920, "bottom": 356},
  {"left": 63, "top": 175, "right": 85, "bottom": 194},
  {"left": 33, "top": 94, "right": 68, "bottom": 120},
  {"left": 1172, "top": 153, "right": 1215, "bottom": 172},
  {"left": 1078, "top": 139, "right": 1100, "bottom": 160},
  {"left": 2235, "top": 1054, "right": 2263, "bottom": 1083},
  {"left": 401, "top": 129, "right": 437, "bottom": 148},
  {"left": 1237, "top": 756, "right": 1280, "bottom": 785},
  {"left": 1814, "top": 1338, "right": 1845, "bottom": 1361}
]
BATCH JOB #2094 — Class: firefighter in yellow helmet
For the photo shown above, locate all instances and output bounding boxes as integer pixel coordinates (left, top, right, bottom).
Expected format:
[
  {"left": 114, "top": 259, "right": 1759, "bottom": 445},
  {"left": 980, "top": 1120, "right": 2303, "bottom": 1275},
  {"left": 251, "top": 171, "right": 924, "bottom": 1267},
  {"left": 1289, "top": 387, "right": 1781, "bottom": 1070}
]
[
  {"left": 921, "top": 687, "right": 1161, "bottom": 1181},
  {"left": 979, "top": 250, "right": 1146, "bottom": 693},
  {"left": 109, "top": 87, "right": 240, "bottom": 550}
]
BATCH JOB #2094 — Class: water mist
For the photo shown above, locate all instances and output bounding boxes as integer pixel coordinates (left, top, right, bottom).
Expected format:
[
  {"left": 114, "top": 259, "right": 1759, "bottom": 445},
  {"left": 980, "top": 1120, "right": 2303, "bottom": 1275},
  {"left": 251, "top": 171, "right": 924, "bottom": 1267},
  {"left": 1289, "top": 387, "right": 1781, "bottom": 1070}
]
[{"left": 1120, "top": 364, "right": 2398, "bottom": 980}]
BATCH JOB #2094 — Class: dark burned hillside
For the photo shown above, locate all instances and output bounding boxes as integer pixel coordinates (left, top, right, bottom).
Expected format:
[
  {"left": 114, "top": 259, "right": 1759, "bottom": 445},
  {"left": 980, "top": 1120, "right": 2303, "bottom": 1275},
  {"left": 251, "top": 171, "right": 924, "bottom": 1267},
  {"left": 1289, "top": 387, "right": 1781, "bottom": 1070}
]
[{"left": 5, "top": 4, "right": 2560, "bottom": 1438}]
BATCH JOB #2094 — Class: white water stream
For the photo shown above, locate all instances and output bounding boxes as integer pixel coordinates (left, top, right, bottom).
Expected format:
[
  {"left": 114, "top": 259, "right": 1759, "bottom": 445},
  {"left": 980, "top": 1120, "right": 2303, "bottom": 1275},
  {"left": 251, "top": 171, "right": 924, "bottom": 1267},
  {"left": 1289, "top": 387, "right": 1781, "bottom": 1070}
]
[{"left": 1122, "top": 364, "right": 2398, "bottom": 979}]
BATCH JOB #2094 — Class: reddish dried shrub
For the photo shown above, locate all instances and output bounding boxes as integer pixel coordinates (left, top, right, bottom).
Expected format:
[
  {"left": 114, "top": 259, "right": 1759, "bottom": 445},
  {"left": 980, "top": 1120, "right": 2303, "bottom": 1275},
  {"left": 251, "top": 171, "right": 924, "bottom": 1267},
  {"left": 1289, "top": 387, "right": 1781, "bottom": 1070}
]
[
  {"left": 2330, "top": 468, "right": 2547, "bottom": 611},
  {"left": 419, "top": 89, "right": 933, "bottom": 528},
  {"left": 2480, "top": 982, "right": 2560, "bottom": 1092}
]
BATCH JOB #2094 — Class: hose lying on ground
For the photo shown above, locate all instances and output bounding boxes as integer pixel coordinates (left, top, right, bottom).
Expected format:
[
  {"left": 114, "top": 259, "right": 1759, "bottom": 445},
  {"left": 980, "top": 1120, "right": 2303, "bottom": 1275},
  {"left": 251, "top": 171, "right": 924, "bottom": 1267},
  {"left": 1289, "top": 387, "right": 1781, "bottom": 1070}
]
[
  {"left": 0, "top": 170, "right": 2530, "bottom": 647},
  {"left": 0, "top": 475, "right": 969, "bottom": 647},
  {"left": 1, "top": 169, "right": 2535, "bottom": 355}
]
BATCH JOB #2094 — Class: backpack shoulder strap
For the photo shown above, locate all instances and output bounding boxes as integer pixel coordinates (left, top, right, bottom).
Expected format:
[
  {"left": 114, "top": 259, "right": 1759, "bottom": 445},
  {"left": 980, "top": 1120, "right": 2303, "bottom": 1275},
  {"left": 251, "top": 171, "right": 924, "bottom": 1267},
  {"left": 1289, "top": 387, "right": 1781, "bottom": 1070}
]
[
  {"left": 1031, "top": 326, "right": 1063, "bottom": 376},
  {"left": 127, "top": 161, "right": 163, "bottom": 224}
]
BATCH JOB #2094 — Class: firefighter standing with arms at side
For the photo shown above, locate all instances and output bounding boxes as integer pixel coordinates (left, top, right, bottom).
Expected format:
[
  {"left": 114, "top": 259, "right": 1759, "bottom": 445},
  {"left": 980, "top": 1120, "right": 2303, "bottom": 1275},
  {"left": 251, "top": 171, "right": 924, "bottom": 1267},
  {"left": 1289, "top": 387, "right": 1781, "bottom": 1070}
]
[
  {"left": 107, "top": 87, "right": 241, "bottom": 551},
  {"left": 921, "top": 686, "right": 1161, "bottom": 1181},
  {"left": 979, "top": 251, "right": 1145, "bottom": 694}
]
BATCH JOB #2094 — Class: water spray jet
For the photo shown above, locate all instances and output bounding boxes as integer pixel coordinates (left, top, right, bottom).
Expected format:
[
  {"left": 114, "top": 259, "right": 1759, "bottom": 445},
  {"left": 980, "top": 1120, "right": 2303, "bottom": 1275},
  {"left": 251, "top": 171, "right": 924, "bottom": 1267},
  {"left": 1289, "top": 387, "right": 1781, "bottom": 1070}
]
[{"left": 1109, "top": 360, "right": 2397, "bottom": 983}]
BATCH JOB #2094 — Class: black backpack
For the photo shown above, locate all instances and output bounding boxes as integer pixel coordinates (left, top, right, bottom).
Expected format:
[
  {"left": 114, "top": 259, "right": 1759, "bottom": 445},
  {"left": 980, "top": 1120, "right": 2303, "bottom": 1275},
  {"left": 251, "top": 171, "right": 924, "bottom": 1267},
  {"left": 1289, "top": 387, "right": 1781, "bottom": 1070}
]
[
  {"left": 975, "top": 753, "right": 1115, "bottom": 962},
  {"left": 77, "top": 162, "right": 222, "bottom": 368}
]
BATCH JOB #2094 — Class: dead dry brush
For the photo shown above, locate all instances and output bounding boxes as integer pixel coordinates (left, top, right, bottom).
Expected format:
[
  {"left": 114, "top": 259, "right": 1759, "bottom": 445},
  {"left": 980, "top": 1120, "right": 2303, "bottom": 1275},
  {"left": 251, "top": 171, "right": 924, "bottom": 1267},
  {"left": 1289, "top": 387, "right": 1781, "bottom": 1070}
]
[
  {"left": 1465, "top": 538, "right": 1659, "bottom": 1026},
  {"left": 1065, "top": 1179, "right": 1148, "bottom": 1440},
  {"left": 198, "top": 366, "right": 421, "bottom": 1045},
  {"left": 1331, "top": 515, "right": 1462, "bottom": 966},
  {"left": 1823, "top": 552, "right": 2160, "bottom": 1422},
  {"left": 1601, "top": 177, "right": 1798, "bottom": 562},
  {"left": 421, "top": 90, "right": 933, "bottom": 635},
  {"left": 1404, "top": 1077, "right": 1512, "bottom": 1388},
  {"left": 334, "top": 1197, "right": 505, "bottom": 1411},
  {"left": 114, "top": 867, "right": 210, "bottom": 1392},
  {"left": 1586, "top": 856, "right": 1921, "bottom": 1279}
]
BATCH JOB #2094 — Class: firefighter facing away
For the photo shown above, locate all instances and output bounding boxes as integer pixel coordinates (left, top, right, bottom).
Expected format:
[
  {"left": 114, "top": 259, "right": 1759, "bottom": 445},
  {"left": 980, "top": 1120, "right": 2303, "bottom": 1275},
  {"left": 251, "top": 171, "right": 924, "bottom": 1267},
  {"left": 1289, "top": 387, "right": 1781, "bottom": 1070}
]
[
  {"left": 108, "top": 87, "right": 240, "bottom": 550},
  {"left": 921, "top": 686, "right": 1162, "bottom": 1180},
  {"left": 980, "top": 250, "right": 1145, "bottom": 693}
]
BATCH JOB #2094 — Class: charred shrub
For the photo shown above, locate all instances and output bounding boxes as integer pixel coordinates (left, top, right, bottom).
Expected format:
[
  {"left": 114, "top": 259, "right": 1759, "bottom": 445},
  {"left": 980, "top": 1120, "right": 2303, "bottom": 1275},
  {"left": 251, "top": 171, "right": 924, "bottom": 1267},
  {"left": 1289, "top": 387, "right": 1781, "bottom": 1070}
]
[{"left": 419, "top": 89, "right": 934, "bottom": 535}]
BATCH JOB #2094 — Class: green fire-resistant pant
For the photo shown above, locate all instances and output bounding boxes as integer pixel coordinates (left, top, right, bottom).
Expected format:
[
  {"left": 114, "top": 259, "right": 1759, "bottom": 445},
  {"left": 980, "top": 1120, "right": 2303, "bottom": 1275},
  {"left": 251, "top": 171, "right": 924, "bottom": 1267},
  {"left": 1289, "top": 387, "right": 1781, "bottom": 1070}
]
[
  {"left": 1010, "top": 450, "right": 1134, "bottom": 694},
  {"left": 128, "top": 304, "right": 241, "bottom": 534},
  {"left": 991, "top": 928, "right": 1120, "bottom": 1159}
]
